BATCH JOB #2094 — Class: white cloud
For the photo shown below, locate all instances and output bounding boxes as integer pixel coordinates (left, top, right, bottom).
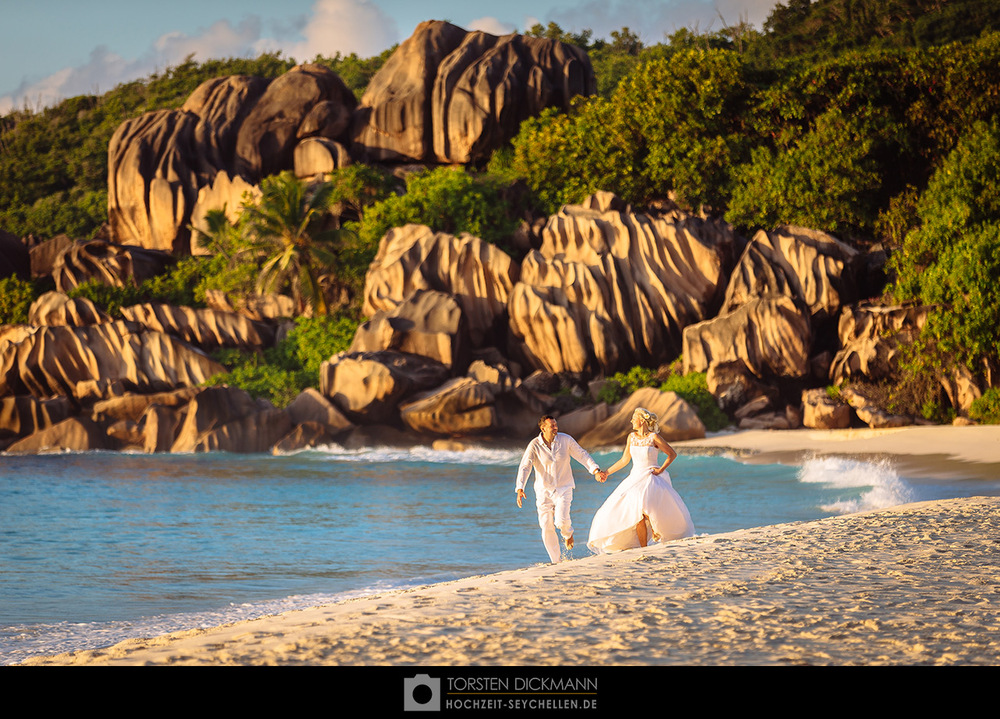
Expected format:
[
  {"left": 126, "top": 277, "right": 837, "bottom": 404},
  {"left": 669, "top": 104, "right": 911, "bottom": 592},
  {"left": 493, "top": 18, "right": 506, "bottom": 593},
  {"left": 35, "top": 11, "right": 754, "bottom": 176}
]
[
  {"left": 286, "top": 0, "right": 399, "bottom": 60},
  {"left": 467, "top": 16, "right": 518, "bottom": 36},
  {"left": 0, "top": 0, "right": 401, "bottom": 113}
]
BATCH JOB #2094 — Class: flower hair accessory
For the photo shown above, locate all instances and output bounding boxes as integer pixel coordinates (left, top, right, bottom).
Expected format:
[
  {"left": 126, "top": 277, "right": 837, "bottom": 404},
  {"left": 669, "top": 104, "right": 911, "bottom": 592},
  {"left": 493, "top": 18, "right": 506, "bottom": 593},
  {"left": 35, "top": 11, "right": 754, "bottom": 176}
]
[{"left": 633, "top": 407, "right": 658, "bottom": 434}]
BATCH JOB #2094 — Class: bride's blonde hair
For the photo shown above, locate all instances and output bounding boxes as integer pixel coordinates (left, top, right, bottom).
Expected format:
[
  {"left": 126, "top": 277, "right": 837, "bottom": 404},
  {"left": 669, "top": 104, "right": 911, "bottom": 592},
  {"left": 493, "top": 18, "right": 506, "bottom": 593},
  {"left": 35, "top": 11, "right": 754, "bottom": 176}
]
[{"left": 632, "top": 407, "right": 658, "bottom": 434}]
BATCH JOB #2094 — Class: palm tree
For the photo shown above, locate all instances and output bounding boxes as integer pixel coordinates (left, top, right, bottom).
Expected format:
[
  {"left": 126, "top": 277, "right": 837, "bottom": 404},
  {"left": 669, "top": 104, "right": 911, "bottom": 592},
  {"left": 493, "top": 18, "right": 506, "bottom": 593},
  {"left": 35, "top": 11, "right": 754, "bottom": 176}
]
[{"left": 242, "top": 171, "right": 342, "bottom": 316}]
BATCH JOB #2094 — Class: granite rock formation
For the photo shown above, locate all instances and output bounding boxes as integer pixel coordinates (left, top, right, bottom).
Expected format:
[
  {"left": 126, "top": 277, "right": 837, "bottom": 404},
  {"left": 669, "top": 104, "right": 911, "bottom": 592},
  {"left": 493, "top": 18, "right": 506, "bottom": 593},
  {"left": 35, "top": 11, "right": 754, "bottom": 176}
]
[
  {"left": 507, "top": 197, "right": 736, "bottom": 375},
  {"left": 352, "top": 20, "right": 595, "bottom": 164}
]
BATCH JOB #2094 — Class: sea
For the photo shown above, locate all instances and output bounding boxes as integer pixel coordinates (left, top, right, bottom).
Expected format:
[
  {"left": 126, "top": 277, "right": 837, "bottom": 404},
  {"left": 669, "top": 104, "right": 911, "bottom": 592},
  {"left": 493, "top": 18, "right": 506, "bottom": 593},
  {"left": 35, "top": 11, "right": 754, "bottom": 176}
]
[{"left": 3, "top": 440, "right": 999, "bottom": 665}]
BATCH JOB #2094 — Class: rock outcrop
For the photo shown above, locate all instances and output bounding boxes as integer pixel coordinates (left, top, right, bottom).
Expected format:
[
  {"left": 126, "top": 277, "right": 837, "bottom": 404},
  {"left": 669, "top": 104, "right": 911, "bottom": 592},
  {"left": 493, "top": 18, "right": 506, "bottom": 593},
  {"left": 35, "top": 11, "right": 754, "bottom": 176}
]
[
  {"left": 362, "top": 224, "right": 518, "bottom": 348},
  {"left": 0, "top": 321, "right": 224, "bottom": 400},
  {"left": 352, "top": 21, "right": 594, "bottom": 164},
  {"left": 319, "top": 350, "right": 451, "bottom": 424},
  {"left": 682, "top": 295, "right": 813, "bottom": 378},
  {"left": 507, "top": 197, "right": 736, "bottom": 375},
  {"left": 120, "top": 302, "right": 276, "bottom": 350},
  {"left": 108, "top": 66, "right": 356, "bottom": 253},
  {"left": 578, "top": 387, "right": 705, "bottom": 448},
  {"left": 107, "top": 21, "right": 594, "bottom": 255},
  {"left": 721, "top": 225, "right": 861, "bottom": 325}
]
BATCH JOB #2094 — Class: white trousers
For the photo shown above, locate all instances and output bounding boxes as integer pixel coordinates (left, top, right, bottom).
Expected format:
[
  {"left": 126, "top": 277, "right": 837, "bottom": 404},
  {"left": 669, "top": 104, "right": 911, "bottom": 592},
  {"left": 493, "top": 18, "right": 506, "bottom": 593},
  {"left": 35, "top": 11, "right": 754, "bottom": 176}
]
[{"left": 536, "top": 485, "right": 573, "bottom": 563}]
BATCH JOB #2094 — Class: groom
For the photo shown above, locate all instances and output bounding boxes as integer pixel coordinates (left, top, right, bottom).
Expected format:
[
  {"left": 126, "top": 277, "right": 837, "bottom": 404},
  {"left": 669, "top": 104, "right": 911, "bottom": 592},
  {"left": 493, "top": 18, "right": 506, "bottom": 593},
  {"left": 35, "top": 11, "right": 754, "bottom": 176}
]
[{"left": 515, "top": 415, "right": 607, "bottom": 563}]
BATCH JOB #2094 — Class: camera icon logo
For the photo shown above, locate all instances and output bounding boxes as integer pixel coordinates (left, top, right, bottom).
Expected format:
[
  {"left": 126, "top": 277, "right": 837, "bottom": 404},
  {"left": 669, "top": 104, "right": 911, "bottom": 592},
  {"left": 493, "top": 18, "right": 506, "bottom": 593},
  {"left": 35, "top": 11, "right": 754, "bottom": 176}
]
[{"left": 403, "top": 674, "right": 441, "bottom": 712}]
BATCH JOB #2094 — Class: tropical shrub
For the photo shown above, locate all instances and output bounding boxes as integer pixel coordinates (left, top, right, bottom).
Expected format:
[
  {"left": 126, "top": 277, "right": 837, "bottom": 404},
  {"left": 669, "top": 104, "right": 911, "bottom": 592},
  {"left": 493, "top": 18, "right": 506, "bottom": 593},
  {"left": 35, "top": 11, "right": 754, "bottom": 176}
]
[
  {"left": 0, "top": 275, "right": 40, "bottom": 325},
  {"left": 969, "top": 389, "right": 1000, "bottom": 424}
]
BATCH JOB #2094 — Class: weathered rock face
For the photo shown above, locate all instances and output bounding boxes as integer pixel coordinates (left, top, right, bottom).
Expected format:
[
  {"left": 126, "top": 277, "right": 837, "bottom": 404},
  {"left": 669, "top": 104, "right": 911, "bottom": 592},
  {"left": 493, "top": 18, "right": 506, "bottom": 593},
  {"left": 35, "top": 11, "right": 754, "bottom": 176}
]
[
  {"left": 28, "top": 292, "right": 110, "bottom": 327},
  {"left": 319, "top": 350, "right": 451, "bottom": 424},
  {"left": 682, "top": 295, "right": 813, "bottom": 379},
  {"left": 189, "top": 171, "right": 261, "bottom": 254},
  {"left": 397, "top": 359, "right": 547, "bottom": 436},
  {"left": 829, "top": 303, "right": 928, "bottom": 385},
  {"left": 234, "top": 64, "right": 357, "bottom": 183},
  {"left": 107, "top": 109, "right": 205, "bottom": 254},
  {"left": 362, "top": 224, "right": 519, "bottom": 348},
  {"left": 29, "top": 234, "right": 75, "bottom": 278},
  {"left": 578, "top": 387, "right": 706, "bottom": 448},
  {"left": 507, "top": 197, "right": 736, "bottom": 375},
  {"left": 0, "top": 394, "right": 74, "bottom": 443},
  {"left": 51, "top": 240, "right": 174, "bottom": 291},
  {"left": 108, "top": 66, "right": 355, "bottom": 253},
  {"left": 801, "top": 388, "right": 851, "bottom": 429},
  {"left": 0, "top": 321, "right": 225, "bottom": 400},
  {"left": 352, "top": 20, "right": 595, "bottom": 163},
  {"left": 120, "top": 302, "right": 276, "bottom": 350},
  {"left": 5, "top": 416, "right": 117, "bottom": 454},
  {"left": 721, "top": 226, "right": 861, "bottom": 325},
  {"left": 285, "top": 387, "right": 354, "bottom": 434},
  {"left": 399, "top": 376, "right": 498, "bottom": 436},
  {"left": 350, "top": 289, "right": 469, "bottom": 370}
]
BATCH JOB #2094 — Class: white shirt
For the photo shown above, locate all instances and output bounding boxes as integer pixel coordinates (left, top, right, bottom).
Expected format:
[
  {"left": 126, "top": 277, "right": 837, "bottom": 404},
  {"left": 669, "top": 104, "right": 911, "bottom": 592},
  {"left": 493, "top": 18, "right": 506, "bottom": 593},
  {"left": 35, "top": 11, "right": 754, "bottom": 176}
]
[{"left": 515, "top": 432, "right": 600, "bottom": 494}]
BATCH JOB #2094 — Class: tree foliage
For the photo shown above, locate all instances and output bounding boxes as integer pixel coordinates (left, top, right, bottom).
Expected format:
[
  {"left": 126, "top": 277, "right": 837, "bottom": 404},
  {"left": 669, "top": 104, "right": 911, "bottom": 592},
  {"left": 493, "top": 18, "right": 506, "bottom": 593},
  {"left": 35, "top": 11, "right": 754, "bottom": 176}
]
[{"left": 891, "top": 120, "right": 1000, "bottom": 373}]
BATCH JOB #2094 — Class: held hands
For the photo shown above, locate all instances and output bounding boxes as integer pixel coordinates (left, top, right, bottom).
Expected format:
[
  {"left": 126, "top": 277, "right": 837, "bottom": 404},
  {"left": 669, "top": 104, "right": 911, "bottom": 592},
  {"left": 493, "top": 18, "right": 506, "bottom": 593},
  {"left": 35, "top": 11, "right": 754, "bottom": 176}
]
[{"left": 595, "top": 470, "right": 608, "bottom": 483}]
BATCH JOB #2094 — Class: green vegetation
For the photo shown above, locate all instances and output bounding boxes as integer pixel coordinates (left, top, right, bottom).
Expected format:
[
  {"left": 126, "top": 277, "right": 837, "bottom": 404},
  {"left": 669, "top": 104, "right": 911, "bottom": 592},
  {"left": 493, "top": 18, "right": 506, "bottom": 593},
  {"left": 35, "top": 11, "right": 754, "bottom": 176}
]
[
  {"left": 0, "top": 276, "right": 40, "bottom": 325},
  {"left": 597, "top": 366, "right": 730, "bottom": 432},
  {"left": 886, "top": 120, "right": 1000, "bottom": 413},
  {"left": 970, "top": 389, "right": 1000, "bottom": 425},
  {"left": 204, "top": 313, "right": 359, "bottom": 407}
]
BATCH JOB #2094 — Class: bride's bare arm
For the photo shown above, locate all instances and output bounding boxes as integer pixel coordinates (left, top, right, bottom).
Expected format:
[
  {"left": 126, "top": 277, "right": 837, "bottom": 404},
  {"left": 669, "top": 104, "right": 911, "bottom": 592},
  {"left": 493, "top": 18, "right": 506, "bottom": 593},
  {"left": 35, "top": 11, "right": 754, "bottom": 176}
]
[
  {"left": 650, "top": 434, "right": 678, "bottom": 475},
  {"left": 605, "top": 435, "right": 633, "bottom": 477}
]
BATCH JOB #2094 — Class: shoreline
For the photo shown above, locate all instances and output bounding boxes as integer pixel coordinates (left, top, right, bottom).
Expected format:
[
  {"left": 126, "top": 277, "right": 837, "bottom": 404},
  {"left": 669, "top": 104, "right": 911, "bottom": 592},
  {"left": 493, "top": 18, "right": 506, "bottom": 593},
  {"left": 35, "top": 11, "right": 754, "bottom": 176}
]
[{"left": 18, "top": 424, "right": 1000, "bottom": 666}]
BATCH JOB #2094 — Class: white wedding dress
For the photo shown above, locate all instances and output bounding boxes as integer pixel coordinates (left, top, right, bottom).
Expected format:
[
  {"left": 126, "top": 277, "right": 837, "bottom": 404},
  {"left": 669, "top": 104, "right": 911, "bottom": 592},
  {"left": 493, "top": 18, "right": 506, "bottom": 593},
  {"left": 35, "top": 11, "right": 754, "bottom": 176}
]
[{"left": 587, "top": 432, "right": 695, "bottom": 553}]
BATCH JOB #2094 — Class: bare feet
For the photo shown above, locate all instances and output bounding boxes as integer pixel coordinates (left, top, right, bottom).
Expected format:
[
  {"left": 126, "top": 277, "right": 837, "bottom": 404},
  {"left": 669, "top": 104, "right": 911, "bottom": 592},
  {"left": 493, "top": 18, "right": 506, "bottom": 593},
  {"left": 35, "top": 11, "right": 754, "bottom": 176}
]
[{"left": 564, "top": 534, "right": 574, "bottom": 550}]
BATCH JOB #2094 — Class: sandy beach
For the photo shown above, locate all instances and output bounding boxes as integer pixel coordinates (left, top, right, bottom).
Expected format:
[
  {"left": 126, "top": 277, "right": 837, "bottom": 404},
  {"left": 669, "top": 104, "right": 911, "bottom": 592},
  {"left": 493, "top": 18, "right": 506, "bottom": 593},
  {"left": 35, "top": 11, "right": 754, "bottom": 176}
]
[{"left": 18, "top": 425, "right": 1000, "bottom": 666}]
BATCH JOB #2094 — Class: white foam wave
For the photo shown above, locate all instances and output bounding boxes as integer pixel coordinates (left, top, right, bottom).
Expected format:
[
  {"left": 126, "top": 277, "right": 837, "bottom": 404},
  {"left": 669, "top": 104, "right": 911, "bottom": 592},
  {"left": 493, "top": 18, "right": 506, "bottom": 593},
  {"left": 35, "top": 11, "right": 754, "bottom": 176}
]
[
  {"left": 290, "top": 443, "right": 525, "bottom": 466},
  {"left": 797, "top": 456, "right": 917, "bottom": 514}
]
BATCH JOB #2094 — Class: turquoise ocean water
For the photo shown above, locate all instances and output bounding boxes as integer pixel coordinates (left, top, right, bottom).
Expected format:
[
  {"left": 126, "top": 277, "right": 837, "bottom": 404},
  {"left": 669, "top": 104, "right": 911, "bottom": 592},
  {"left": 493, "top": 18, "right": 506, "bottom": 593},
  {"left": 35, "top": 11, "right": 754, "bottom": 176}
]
[{"left": 2, "top": 442, "right": 999, "bottom": 665}]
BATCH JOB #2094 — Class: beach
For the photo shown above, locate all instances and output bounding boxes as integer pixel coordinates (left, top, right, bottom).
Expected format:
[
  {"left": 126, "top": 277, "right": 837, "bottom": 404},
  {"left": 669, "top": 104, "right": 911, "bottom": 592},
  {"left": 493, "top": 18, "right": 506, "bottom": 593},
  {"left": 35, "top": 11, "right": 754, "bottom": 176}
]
[{"left": 16, "top": 425, "right": 1000, "bottom": 667}]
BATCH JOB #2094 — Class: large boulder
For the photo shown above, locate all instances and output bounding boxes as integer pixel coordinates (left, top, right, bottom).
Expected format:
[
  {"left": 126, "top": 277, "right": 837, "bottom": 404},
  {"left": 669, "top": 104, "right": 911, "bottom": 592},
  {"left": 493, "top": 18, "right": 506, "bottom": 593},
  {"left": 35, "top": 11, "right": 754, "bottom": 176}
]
[
  {"left": 107, "top": 109, "right": 206, "bottom": 253},
  {"left": 352, "top": 20, "right": 594, "bottom": 163},
  {"left": 399, "top": 376, "right": 499, "bottom": 436},
  {"left": 28, "top": 292, "right": 110, "bottom": 327},
  {"left": 362, "top": 224, "right": 519, "bottom": 348},
  {"left": 801, "top": 388, "right": 851, "bottom": 429},
  {"left": 319, "top": 350, "right": 450, "bottom": 424},
  {"left": 120, "top": 302, "right": 276, "bottom": 351},
  {"left": 51, "top": 239, "right": 174, "bottom": 292},
  {"left": 507, "top": 196, "right": 736, "bottom": 374},
  {"left": 350, "top": 289, "right": 470, "bottom": 370},
  {"left": 5, "top": 416, "right": 118, "bottom": 454},
  {"left": 234, "top": 64, "right": 357, "bottom": 182},
  {"left": 579, "top": 387, "right": 706, "bottom": 448},
  {"left": 0, "top": 321, "right": 225, "bottom": 400},
  {"left": 285, "top": 387, "right": 354, "bottom": 434},
  {"left": 721, "top": 226, "right": 861, "bottom": 325},
  {"left": 682, "top": 295, "right": 813, "bottom": 379},
  {"left": 829, "top": 303, "right": 928, "bottom": 385},
  {"left": 108, "top": 65, "right": 355, "bottom": 253}
]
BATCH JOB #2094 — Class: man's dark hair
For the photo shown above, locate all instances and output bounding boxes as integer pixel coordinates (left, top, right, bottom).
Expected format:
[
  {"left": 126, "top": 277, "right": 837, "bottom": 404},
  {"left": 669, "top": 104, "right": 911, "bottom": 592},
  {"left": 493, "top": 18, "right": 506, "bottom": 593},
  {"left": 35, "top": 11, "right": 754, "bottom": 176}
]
[{"left": 538, "top": 415, "right": 555, "bottom": 429}]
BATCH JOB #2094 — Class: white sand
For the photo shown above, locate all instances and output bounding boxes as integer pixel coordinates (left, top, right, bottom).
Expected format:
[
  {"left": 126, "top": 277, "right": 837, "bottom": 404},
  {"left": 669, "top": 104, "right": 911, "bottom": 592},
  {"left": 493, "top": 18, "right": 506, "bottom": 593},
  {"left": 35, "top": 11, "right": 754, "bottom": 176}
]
[{"left": 19, "top": 425, "right": 1000, "bottom": 666}]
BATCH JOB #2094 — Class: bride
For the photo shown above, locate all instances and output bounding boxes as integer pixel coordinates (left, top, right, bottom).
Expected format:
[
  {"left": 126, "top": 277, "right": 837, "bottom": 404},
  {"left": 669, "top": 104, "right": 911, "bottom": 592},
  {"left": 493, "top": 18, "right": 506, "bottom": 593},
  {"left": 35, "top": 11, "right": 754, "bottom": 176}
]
[{"left": 587, "top": 407, "right": 695, "bottom": 553}]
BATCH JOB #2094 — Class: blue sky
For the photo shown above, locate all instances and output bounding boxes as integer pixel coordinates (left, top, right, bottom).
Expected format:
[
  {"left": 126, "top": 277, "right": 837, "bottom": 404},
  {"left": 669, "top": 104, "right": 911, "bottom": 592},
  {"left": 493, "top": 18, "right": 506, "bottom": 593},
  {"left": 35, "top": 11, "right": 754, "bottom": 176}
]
[{"left": 1, "top": 0, "right": 780, "bottom": 113}]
